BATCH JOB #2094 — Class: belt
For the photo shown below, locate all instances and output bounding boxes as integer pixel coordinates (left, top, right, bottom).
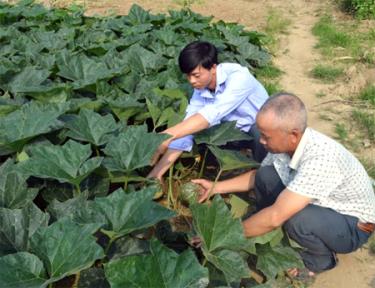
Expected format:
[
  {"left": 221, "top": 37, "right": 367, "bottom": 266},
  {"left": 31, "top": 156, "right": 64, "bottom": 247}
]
[{"left": 357, "top": 221, "right": 375, "bottom": 234}]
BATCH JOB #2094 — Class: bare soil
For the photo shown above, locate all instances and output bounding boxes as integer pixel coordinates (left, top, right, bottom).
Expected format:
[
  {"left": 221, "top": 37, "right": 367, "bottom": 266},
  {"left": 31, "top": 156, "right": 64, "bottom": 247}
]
[{"left": 42, "top": 0, "right": 375, "bottom": 286}]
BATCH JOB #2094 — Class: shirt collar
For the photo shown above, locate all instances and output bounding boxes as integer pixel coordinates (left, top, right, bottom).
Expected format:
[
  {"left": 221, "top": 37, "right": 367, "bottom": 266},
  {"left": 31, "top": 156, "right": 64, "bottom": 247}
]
[
  {"left": 196, "top": 64, "right": 227, "bottom": 98},
  {"left": 289, "top": 127, "right": 311, "bottom": 170}
]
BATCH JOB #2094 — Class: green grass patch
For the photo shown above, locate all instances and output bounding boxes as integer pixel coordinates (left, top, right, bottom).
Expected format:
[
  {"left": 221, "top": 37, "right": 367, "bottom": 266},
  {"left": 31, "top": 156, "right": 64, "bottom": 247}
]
[
  {"left": 255, "top": 65, "right": 283, "bottom": 79},
  {"left": 263, "top": 8, "right": 292, "bottom": 52},
  {"left": 352, "top": 110, "right": 375, "bottom": 140},
  {"left": 310, "top": 64, "right": 344, "bottom": 82},
  {"left": 265, "top": 8, "right": 292, "bottom": 35},
  {"left": 359, "top": 84, "right": 375, "bottom": 106},
  {"left": 360, "top": 157, "right": 375, "bottom": 180},
  {"left": 335, "top": 123, "right": 349, "bottom": 140},
  {"left": 312, "top": 15, "right": 352, "bottom": 48},
  {"left": 264, "top": 81, "right": 283, "bottom": 96}
]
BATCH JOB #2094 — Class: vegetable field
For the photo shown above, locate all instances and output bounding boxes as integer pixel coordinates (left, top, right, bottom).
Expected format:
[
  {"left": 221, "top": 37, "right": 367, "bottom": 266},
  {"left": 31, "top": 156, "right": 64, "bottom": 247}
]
[{"left": 0, "top": 1, "right": 304, "bottom": 287}]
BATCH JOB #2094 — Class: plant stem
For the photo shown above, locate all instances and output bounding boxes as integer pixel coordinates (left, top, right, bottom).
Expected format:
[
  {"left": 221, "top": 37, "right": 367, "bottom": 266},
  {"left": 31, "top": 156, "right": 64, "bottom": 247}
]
[
  {"left": 72, "top": 272, "right": 80, "bottom": 288},
  {"left": 48, "top": 283, "right": 53, "bottom": 288},
  {"left": 168, "top": 164, "right": 175, "bottom": 209},
  {"left": 202, "top": 258, "right": 208, "bottom": 267},
  {"left": 123, "top": 174, "right": 128, "bottom": 190},
  {"left": 104, "top": 237, "right": 115, "bottom": 255},
  {"left": 95, "top": 146, "right": 100, "bottom": 157},
  {"left": 198, "top": 148, "right": 208, "bottom": 178},
  {"left": 74, "top": 184, "right": 81, "bottom": 196},
  {"left": 207, "top": 169, "right": 223, "bottom": 200}
]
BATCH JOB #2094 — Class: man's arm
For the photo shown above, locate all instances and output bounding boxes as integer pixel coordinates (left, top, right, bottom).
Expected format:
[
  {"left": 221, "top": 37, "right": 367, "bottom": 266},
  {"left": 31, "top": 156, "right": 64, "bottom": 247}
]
[
  {"left": 242, "top": 189, "right": 311, "bottom": 237},
  {"left": 147, "top": 149, "right": 183, "bottom": 180},
  {"left": 192, "top": 170, "right": 256, "bottom": 202},
  {"left": 151, "top": 113, "right": 209, "bottom": 165}
]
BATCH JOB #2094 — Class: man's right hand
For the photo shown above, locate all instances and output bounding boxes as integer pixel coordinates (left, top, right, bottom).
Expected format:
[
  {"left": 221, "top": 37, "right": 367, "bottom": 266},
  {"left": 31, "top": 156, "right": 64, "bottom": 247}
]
[{"left": 191, "top": 179, "right": 219, "bottom": 203}]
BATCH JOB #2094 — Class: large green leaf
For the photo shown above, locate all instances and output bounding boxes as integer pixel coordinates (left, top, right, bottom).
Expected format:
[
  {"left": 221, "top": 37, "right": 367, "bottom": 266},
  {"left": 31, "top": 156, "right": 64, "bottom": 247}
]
[
  {"left": 256, "top": 244, "right": 304, "bottom": 280},
  {"left": 0, "top": 252, "right": 47, "bottom": 288},
  {"left": 102, "top": 125, "right": 170, "bottom": 173},
  {"left": 191, "top": 196, "right": 250, "bottom": 284},
  {"left": 124, "top": 44, "right": 166, "bottom": 75},
  {"left": 0, "top": 102, "right": 68, "bottom": 155},
  {"left": 195, "top": 122, "right": 253, "bottom": 146},
  {"left": 244, "top": 228, "right": 285, "bottom": 255},
  {"left": 105, "top": 239, "right": 209, "bottom": 288},
  {"left": 18, "top": 140, "right": 103, "bottom": 186},
  {"left": 106, "top": 97, "right": 145, "bottom": 122},
  {"left": 0, "top": 204, "right": 49, "bottom": 256},
  {"left": 0, "top": 159, "right": 39, "bottom": 209},
  {"left": 6, "top": 66, "right": 50, "bottom": 94},
  {"left": 94, "top": 187, "right": 175, "bottom": 239},
  {"left": 30, "top": 218, "right": 105, "bottom": 283},
  {"left": 208, "top": 145, "right": 259, "bottom": 171},
  {"left": 56, "top": 50, "right": 118, "bottom": 89},
  {"left": 65, "top": 108, "right": 118, "bottom": 146}
]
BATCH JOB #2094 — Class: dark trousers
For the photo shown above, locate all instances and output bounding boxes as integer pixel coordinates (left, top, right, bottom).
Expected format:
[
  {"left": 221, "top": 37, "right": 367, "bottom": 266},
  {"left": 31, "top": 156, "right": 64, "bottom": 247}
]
[
  {"left": 254, "top": 165, "right": 372, "bottom": 273},
  {"left": 223, "top": 124, "right": 268, "bottom": 163}
]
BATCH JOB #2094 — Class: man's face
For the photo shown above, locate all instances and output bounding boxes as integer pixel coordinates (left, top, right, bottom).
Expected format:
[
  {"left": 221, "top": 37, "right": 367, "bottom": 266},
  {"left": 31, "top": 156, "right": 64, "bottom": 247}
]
[
  {"left": 256, "top": 111, "right": 296, "bottom": 154},
  {"left": 186, "top": 64, "right": 216, "bottom": 90}
]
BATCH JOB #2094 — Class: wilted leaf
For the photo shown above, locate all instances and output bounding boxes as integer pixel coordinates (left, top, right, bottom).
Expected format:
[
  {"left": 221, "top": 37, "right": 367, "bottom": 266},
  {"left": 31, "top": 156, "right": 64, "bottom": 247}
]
[
  {"left": 105, "top": 239, "right": 209, "bottom": 288},
  {"left": 65, "top": 108, "right": 118, "bottom": 146},
  {"left": 18, "top": 140, "right": 103, "bottom": 186},
  {"left": 0, "top": 252, "right": 47, "bottom": 288},
  {"left": 30, "top": 218, "right": 105, "bottom": 283},
  {"left": 195, "top": 122, "right": 253, "bottom": 146},
  {"left": 103, "top": 125, "right": 170, "bottom": 173}
]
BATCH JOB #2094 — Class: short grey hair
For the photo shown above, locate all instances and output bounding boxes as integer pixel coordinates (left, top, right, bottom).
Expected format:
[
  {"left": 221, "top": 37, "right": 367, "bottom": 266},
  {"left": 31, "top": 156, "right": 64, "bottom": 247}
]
[{"left": 259, "top": 92, "right": 307, "bottom": 132}]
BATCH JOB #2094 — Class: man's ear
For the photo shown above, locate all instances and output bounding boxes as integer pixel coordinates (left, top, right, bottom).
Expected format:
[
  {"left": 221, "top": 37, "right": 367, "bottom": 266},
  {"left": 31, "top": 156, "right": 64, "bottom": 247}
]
[{"left": 290, "top": 128, "right": 302, "bottom": 144}]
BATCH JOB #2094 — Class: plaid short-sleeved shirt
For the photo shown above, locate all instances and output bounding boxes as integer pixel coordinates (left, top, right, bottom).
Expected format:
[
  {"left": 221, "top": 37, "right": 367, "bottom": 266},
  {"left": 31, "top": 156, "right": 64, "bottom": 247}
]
[{"left": 261, "top": 128, "right": 375, "bottom": 223}]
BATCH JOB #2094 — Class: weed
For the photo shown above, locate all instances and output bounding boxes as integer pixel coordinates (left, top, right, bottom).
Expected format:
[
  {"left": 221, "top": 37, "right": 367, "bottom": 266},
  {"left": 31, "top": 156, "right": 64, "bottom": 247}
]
[
  {"left": 310, "top": 64, "right": 344, "bottom": 82},
  {"left": 263, "top": 8, "right": 292, "bottom": 52},
  {"left": 312, "top": 16, "right": 352, "bottom": 49},
  {"left": 359, "top": 84, "right": 375, "bottom": 106},
  {"left": 352, "top": 110, "right": 375, "bottom": 140},
  {"left": 360, "top": 157, "right": 375, "bottom": 179},
  {"left": 316, "top": 91, "right": 327, "bottom": 98},
  {"left": 256, "top": 65, "right": 283, "bottom": 79},
  {"left": 335, "top": 123, "right": 349, "bottom": 140},
  {"left": 264, "top": 82, "right": 282, "bottom": 96}
]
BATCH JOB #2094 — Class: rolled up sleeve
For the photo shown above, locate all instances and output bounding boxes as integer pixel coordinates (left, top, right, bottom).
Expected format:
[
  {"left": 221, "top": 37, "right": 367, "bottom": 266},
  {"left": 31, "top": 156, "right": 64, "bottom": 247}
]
[{"left": 168, "top": 90, "right": 204, "bottom": 152}]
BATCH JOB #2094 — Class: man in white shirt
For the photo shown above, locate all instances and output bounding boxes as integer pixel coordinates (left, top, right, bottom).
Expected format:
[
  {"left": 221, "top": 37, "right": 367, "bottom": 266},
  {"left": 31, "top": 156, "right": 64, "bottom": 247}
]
[
  {"left": 148, "top": 41, "right": 269, "bottom": 179},
  {"left": 194, "top": 92, "right": 375, "bottom": 274}
]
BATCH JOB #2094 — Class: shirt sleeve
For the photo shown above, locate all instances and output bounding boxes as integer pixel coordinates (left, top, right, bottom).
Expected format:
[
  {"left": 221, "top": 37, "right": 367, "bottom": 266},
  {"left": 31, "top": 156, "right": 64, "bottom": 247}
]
[
  {"left": 260, "top": 153, "right": 273, "bottom": 167},
  {"left": 167, "top": 90, "right": 204, "bottom": 152},
  {"left": 287, "top": 155, "right": 344, "bottom": 199},
  {"left": 197, "top": 71, "right": 254, "bottom": 126}
]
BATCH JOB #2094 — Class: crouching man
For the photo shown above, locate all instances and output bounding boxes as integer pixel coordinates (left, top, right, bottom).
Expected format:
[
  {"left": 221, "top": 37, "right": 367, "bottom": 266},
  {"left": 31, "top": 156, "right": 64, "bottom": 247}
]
[{"left": 193, "top": 92, "right": 375, "bottom": 275}]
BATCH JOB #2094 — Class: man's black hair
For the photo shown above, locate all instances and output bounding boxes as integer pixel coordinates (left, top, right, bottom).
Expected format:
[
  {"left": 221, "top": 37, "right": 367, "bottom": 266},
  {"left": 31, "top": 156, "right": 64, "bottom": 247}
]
[{"left": 178, "top": 41, "right": 218, "bottom": 74}]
